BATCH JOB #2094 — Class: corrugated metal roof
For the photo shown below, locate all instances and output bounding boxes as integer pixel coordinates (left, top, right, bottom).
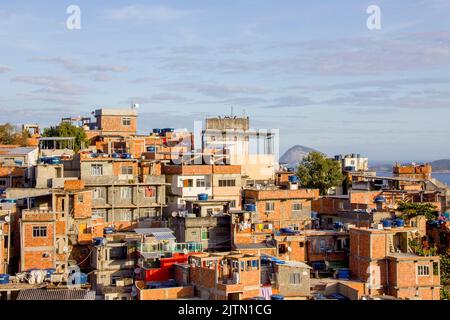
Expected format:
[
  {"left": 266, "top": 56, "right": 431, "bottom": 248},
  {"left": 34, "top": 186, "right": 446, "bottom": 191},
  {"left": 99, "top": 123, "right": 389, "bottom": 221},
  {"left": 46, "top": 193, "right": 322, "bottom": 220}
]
[
  {"left": 2, "top": 147, "right": 37, "bottom": 155},
  {"left": 153, "top": 232, "right": 176, "bottom": 241},
  {"left": 16, "top": 289, "right": 96, "bottom": 300},
  {"left": 134, "top": 228, "right": 173, "bottom": 235}
]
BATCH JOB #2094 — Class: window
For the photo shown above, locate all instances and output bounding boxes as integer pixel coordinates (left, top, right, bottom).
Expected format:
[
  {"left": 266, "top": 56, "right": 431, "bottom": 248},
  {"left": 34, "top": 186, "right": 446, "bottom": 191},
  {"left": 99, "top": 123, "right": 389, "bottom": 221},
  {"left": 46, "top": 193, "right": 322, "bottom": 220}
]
[
  {"left": 201, "top": 228, "right": 209, "bottom": 240},
  {"left": 299, "top": 242, "right": 305, "bottom": 248},
  {"left": 141, "top": 208, "right": 156, "bottom": 219},
  {"left": 289, "top": 273, "right": 301, "bottom": 284},
  {"left": 122, "top": 117, "right": 131, "bottom": 126},
  {"left": 265, "top": 201, "right": 275, "bottom": 212},
  {"left": 196, "top": 179, "right": 206, "bottom": 187},
  {"left": 218, "top": 179, "right": 236, "bottom": 187},
  {"left": 113, "top": 210, "right": 132, "bottom": 222},
  {"left": 0, "top": 179, "right": 6, "bottom": 187},
  {"left": 229, "top": 200, "right": 236, "bottom": 208},
  {"left": 33, "top": 226, "right": 47, "bottom": 238},
  {"left": 121, "top": 166, "right": 133, "bottom": 175},
  {"left": 93, "top": 209, "right": 107, "bottom": 219},
  {"left": 433, "top": 262, "right": 439, "bottom": 276},
  {"left": 120, "top": 187, "right": 132, "bottom": 199},
  {"left": 278, "top": 244, "right": 287, "bottom": 254},
  {"left": 292, "top": 203, "right": 303, "bottom": 212},
  {"left": 78, "top": 195, "right": 84, "bottom": 203},
  {"left": 418, "top": 265, "right": 430, "bottom": 276},
  {"left": 93, "top": 187, "right": 106, "bottom": 200},
  {"left": 183, "top": 179, "right": 193, "bottom": 188},
  {"left": 91, "top": 164, "right": 103, "bottom": 176}
]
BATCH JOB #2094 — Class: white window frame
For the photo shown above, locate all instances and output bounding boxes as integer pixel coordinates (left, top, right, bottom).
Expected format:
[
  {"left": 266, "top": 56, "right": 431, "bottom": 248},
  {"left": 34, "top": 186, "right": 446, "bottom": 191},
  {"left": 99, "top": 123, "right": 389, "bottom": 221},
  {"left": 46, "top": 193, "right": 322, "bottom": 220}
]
[
  {"left": 120, "top": 187, "right": 132, "bottom": 199},
  {"left": 417, "top": 265, "right": 430, "bottom": 276},
  {"left": 91, "top": 164, "right": 103, "bottom": 176},
  {"left": 122, "top": 117, "right": 131, "bottom": 126}
]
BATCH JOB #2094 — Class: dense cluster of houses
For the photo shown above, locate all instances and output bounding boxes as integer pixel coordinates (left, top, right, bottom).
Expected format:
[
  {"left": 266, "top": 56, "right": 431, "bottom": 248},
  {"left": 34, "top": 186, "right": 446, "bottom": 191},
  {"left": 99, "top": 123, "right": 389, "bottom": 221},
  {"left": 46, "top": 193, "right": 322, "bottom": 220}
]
[{"left": 0, "top": 107, "right": 449, "bottom": 300}]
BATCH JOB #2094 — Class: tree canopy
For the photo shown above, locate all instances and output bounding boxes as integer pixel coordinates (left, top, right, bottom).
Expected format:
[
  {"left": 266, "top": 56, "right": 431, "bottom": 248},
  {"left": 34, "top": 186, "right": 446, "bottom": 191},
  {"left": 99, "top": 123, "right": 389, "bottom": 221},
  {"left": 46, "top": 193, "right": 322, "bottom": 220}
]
[
  {"left": 296, "top": 151, "right": 344, "bottom": 195},
  {"left": 42, "top": 122, "right": 88, "bottom": 152},
  {"left": 0, "top": 123, "right": 30, "bottom": 146},
  {"left": 397, "top": 201, "right": 439, "bottom": 221}
]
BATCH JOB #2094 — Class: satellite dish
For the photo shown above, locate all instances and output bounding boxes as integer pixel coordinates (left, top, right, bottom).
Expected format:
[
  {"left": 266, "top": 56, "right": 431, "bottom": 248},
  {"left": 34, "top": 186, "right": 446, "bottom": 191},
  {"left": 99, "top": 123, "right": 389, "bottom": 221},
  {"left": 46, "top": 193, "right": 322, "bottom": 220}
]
[
  {"left": 171, "top": 211, "right": 178, "bottom": 218},
  {"left": 4, "top": 216, "right": 10, "bottom": 223},
  {"left": 0, "top": 230, "right": 3, "bottom": 236}
]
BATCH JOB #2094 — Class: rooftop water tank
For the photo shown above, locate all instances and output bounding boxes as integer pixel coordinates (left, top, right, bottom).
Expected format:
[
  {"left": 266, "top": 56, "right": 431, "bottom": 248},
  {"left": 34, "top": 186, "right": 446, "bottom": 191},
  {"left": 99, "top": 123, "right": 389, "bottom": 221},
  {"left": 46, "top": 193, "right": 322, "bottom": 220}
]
[
  {"left": 337, "top": 269, "right": 350, "bottom": 280},
  {"left": 104, "top": 227, "right": 115, "bottom": 235},
  {"left": 121, "top": 153, "right": 132, "bottom": 159},
  {"left": 45, "top": 268, "right": 56, "bottom": 278},
  {"left": 79, "top": 273, "right": 88, "bottom": 285},
  {"left": 333, "top": 222, "right": 344, "bottom": 230},
  {"left": 147, "top": 146, "right": 156, "bottom": 152},
  {"left": 382, "top": 220, "right": 392, "bottom": 229},
  {"left": 393, "top": 219, "right": 405, "bottom": 228},
  {"left": 374, "top": 196, "right": 387, "bottom": 203},
  {"left": 288, "top": 175, "right": 299, "bottom": 183},
  {"left": 112, "top": 153, "right": 121, "bottom": 159},
  {"left": 245, "top": 204, "right": 256, "bottom": 212},
  {"left": 197, "top": 194, "right": 209, "bottom": 201},
  {"left": 0, "top": 274, "right": 10, "bottom": 284},
  {"left": 93, "top": 237, "right": 106, "bottom": 246},
  {"left": 271, "top": 294, "right": 285, "bottom": 300}
]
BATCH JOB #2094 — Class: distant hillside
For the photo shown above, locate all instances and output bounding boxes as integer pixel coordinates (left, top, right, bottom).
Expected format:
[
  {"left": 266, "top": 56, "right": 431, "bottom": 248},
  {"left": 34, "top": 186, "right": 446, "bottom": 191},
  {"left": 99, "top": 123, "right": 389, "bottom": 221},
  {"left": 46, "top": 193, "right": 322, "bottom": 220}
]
[
  {"left": 370, "top": 159, "right": 450, "bottom": 173},
  {"left": 279, "top": 145, "right": 319, "bottom": 168},
  {"left": 429, "top": 159, "right": 450, "bottom": 172}
]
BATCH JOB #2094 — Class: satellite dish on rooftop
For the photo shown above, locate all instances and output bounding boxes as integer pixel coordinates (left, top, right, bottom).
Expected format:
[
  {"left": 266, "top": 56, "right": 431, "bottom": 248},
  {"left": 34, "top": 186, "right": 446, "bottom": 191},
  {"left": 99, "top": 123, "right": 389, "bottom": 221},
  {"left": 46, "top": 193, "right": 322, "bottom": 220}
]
[
  {"left": 171, "top": 211, "right": 178, "bottom": 218},
  {"left": 131, "top": 103, "right": 139, "bottom": 109}
]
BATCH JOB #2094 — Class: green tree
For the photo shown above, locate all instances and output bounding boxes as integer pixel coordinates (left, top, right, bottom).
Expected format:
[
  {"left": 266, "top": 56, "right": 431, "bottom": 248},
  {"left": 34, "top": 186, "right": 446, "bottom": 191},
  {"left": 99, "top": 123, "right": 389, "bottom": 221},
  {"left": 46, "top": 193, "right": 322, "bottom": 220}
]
[
  {"left": 397, "top": 201, "right": 439, "bottom": 221},
  {"left": 42, "top": 122, "right": 88, "bottom": 152},
  {"left": 296, "top": 151, "right": 344, "bottom": 195}
]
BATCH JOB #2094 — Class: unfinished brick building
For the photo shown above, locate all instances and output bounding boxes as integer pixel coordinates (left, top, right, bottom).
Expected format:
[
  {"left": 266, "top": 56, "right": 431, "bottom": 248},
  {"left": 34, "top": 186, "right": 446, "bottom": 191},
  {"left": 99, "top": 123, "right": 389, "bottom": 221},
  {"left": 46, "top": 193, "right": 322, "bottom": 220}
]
[
  {"left": 189, "top": 253, "right": 261, "bottom": 300},
  {"left": 349, "top": 226, "right": 441, "bottom": 300}
]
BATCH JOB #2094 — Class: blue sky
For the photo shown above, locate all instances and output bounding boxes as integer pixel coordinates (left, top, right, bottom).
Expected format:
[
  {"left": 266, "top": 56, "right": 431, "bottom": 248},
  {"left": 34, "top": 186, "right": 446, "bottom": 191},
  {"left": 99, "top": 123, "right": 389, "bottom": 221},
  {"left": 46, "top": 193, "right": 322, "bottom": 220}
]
[{"left": 1, "top": 0, "right": 450, "bottom": 161}]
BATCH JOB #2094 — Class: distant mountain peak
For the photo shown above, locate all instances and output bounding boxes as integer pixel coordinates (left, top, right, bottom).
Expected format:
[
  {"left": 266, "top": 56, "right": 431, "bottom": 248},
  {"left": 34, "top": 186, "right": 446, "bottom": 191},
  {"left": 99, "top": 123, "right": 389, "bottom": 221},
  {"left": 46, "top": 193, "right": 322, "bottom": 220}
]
[{"left": 279, "top": 145, "right": 319, "bottom": 168}]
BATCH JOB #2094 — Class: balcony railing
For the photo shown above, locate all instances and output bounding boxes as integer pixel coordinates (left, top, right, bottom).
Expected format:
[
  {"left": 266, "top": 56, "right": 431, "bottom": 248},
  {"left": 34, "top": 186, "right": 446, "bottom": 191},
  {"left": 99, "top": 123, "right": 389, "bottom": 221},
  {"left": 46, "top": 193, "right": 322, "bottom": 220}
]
[{"left": 138, "top": 242, "right": 203, "bottom": 255}]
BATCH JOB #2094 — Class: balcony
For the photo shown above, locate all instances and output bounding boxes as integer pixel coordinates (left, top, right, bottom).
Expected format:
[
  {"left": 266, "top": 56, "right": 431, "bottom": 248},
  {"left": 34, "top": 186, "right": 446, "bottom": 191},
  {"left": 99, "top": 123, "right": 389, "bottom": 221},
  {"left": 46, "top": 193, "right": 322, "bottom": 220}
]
[{"left": 138, "top": 242, "right": 203, "bottom": 257}]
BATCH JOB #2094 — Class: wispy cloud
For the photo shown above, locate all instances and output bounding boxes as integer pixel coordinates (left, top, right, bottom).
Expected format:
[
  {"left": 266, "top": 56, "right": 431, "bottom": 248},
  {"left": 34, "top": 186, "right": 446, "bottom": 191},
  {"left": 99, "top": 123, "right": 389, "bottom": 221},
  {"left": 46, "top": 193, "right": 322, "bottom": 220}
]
[
  {"left": 107, "top": 5, "right": 197, "bottom": 23},
  {"left": 0, "top": 65, "right": 12, "bottom": 73},
  {"left": 160, "top": 83, "right": 270, "bottom": 98},
  {"left": 32, "top": 57, "right": 128, "bottom": 73}
]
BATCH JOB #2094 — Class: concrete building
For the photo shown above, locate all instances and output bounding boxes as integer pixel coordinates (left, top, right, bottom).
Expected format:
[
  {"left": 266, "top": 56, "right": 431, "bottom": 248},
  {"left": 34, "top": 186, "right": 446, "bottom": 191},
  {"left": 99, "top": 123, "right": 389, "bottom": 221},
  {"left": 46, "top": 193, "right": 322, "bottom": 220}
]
[
  {"left": 172, "top": 200, "right": 231, "bottom": 251},
  {"left": 334, "top": 154, "right": 369, "bottom": 172},
  {"left": 202, "top": 116, "right": 277, "bottom": 182},
  {"left": 75, "top": 153, "right": 167, "bottom": 231},
  {"left": 261, "top": 256, "right": 312, "bottom": 299},
  {"left": 163, "top": 164, "right": 242, "bottom": 216}
]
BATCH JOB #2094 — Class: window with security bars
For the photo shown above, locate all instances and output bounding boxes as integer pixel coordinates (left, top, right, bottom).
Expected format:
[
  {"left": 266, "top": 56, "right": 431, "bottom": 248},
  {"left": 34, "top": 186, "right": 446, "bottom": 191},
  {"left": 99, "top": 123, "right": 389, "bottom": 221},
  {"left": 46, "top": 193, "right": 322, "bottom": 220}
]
[
  {"left": 121, "top": 166, "right": 133, "bottom": 175},
  {"left": 417, "top": 265, "right": 430, "bottom": 276},
  {"left": 120, "top": 187, "right": 132, "bottom": 199},
  {"left": 292, "top": 203, "right": 303, "bottom": 212},
  {"left": 33, "top": 226, "right": 47, "bottom": 237},
  {"left": 265, "top": 201, "right": 275, "bottom": 212},
  {"left": 93, "top": 187, "right": 106, "bottom": 199},
  {"left": 122, "top": 117, "right": 131, "bottom": 126},
  {"left": 218, "top": 179, "right": 236, "bottom": 187},
  {"left": 91, "top": 164, "right": 103, "bottom": 176}
]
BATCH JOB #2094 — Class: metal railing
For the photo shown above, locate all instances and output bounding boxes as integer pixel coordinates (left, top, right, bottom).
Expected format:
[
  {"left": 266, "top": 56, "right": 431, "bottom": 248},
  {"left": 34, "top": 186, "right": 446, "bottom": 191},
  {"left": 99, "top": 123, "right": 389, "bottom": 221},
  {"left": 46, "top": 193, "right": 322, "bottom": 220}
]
[{"left": 138, "top": 241, "right": 203, "bottom": 255}]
